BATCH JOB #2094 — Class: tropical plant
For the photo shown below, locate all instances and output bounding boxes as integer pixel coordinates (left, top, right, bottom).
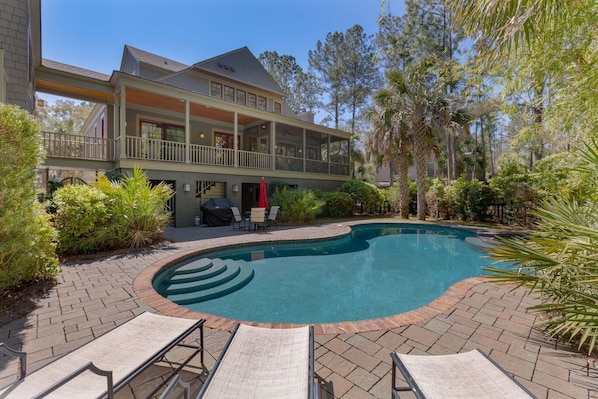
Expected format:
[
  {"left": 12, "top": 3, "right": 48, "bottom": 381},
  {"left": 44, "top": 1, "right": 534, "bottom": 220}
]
[
  {"left": 485, "top": 140, "right": 598, "bottom": 354},
  {"left": 52, "top": 166, "right": 173, "bottom": 254},
  {"left": 0, "top": 103, "right": 58, "bottom": 290},
  {"left": 366, "top": 71, "right": 412, "bottom": 218},
  {"left": 269, "top": 187, "right": 321, "bottom": 223},
  {"left": 94, "top": 166, "right": 173, "bottom": 249}
]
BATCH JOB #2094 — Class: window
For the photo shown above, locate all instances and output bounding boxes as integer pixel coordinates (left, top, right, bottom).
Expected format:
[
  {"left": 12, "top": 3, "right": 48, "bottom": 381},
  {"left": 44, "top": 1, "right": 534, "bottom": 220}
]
[
  {"left": 140, "top": 120, "right": 185, "bottom": 142},
  {"left": 236, "top": 89, "right": 246, "bottom": 105},
  {"left": 274, "top": 102, "right": 282, "bottom": 114},
  {"left": 247, "top": 93, "right": 257, "bottom": 108},
  {"left": 258, "top": 96, "right": 267, "bottom": 111},
  {"left": 224, "top": 86, "right": 235, "bottom": 102},
  {"left": 211, "top": 82, "right": 222, "bottom": 99}
]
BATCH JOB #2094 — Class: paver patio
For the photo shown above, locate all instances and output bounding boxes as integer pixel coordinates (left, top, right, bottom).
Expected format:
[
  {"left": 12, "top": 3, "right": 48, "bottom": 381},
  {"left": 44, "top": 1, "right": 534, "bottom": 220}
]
[{"left": 1, "top": 220, "right": 596, "bottom": 398}]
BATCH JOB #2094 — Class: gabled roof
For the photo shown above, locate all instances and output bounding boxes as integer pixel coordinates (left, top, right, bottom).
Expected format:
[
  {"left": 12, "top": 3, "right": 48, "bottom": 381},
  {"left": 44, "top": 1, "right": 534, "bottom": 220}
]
[
  {"left": 191, "top": 47, "right": 284, "bottom": 95},
  {"left": 121, "top": 45, "right": 189, "bottom": 74}
]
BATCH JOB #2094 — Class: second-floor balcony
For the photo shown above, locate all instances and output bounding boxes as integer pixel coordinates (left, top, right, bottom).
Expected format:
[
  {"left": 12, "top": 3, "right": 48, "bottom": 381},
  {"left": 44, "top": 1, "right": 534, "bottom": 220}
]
[{"left": 41, "top": 131, "right": 350, "bottom": 176}]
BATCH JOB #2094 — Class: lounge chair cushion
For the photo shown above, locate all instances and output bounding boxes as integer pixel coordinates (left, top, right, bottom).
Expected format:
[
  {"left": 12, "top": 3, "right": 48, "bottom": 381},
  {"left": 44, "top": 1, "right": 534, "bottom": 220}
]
[
  {"left": 200, "top": 324, "right": 310, "bottom": 398},
  {"left": 0, "top": 312, "right": 201, "bottom": 398},
  {"left": 393, "top": 349, "right": 535, "bottom": 399}
]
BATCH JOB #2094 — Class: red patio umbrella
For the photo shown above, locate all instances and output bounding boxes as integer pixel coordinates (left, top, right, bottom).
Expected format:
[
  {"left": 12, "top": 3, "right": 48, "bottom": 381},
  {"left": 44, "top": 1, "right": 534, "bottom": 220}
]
[{"left": 258, "top": 177, "right": 269, "bottom": 209}]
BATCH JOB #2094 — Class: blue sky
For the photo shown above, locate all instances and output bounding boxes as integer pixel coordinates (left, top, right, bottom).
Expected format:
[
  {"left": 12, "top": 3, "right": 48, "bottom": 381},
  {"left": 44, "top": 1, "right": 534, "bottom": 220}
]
[{"left": 41, "top": 0, "right": 405, "bottom": 75}]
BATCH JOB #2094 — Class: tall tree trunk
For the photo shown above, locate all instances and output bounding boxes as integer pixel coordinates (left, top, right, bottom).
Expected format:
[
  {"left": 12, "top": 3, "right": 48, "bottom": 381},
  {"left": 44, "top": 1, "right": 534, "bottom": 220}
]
[
  {"left": 397, "top": 136, "right": 410, "bottom": 218},
  {"left": 413, "top": 106, "right": 427, "bottom": 221}
]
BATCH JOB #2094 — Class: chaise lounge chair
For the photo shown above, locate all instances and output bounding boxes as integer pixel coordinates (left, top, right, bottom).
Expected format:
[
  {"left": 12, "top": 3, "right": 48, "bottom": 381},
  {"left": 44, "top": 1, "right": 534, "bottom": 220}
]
[
  {"left": 196, "top": 324, "right": 319, "bottom": 399},
  {"left": 0, "top": 312, "right": 204, "bottom": 399},
  {"left": 390, "top": 349, "right": 536, "bottom": 399}
]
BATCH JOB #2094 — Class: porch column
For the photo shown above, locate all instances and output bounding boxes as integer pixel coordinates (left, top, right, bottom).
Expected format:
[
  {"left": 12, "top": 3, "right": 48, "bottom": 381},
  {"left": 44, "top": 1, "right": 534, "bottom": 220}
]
[
  {"left": 327, "top": 134, "right": 331, "bottom": 174},
  {"left": 185, "top": 100, "right": 190, "bottom": 163},
  {"left": 271, "top": 122, "right": 276, "bottom": 171},
  {"left": 119, "top": 87, "right": 127, "bottom": 159},
  {"left": 233, "top": 112, "right": 238, "bottom": 168},
  {"left": 302, "top": 128, "right": 306, "bottom": 173}
]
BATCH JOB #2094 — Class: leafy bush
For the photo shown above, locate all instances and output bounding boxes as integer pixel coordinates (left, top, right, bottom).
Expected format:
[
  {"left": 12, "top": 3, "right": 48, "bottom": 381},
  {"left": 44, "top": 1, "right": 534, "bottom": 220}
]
[
  {"left": 53, "top": 185, "right": 108, "bottom": 254},
  {"left": 321, "top": 191, "right": 354, "bottom": 218},
  {"left": 52, "top": 166, "right": 173, "bottom": 255},
  {"left": 425, "top": 179, "right": 454, "bottom": 219},
  {"left": 451, "top": 177, "right": 500, "bottom": 222},
  {"left": 489, "top": 156, "right": 540, "bottom": 205},
  {"left": 387, "top": 180, "right": 418, "bottom": 215},
  {"left": 269, "top": 187, "right": 321, "bottom": 223},
  {"left": 0, "top": 103, "right": 58, "bottom": 290},
  {"left": 341, "top": 179, "right": 385, "bottom": 215}
]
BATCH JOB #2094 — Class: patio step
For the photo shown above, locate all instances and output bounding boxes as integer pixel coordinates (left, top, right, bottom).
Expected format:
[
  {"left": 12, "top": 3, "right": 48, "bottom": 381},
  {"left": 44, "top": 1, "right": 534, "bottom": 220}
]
[{"left": 166, "top": 259, "right": 254, "bottom": 304}]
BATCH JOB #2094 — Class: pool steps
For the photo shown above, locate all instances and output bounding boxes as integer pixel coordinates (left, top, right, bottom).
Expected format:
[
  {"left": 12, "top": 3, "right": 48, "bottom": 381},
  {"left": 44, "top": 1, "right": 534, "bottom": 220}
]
[{"left": 159, "top": 258, "right": 254, "bottom": 304}]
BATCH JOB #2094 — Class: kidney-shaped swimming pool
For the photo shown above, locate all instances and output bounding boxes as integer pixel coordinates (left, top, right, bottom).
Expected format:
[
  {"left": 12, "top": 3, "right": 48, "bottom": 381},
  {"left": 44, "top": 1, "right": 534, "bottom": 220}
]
[{"left": 153, "top": 223, "right": 494, "bottom": 324}]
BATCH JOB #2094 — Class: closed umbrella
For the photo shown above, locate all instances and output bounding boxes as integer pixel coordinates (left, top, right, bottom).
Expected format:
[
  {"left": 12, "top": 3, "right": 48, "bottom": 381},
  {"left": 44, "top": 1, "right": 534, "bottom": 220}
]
[{"left": 258, "top": 177, "right": 269, "bottom": 209}]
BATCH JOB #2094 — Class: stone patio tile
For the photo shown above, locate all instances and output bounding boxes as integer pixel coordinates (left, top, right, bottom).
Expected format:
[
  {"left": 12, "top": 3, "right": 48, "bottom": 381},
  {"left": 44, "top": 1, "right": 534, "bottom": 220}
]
[
  {"left": 318, "top": 351, "right": 357, "bottom": 377},
  {"left": 401, "top": 324, "right": 440, "bottom": 348},
  {"left": 345, "top": 334, "right": 382, "bottom": 355},
  {"left": 346, "top": 366, "right": 379, "bottom": 391}
]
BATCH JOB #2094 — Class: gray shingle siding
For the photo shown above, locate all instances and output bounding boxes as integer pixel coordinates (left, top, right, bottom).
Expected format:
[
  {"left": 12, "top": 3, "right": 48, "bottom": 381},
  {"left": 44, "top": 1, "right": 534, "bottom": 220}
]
[
  {"left": 160, "top": 71, "right": 210, "bottom": 96},
  {"left": 192, "top": 47, "right": 283, "bottom": 95},
  {"left": 0, "top": 0, "right": 33, "bottom": 111}
]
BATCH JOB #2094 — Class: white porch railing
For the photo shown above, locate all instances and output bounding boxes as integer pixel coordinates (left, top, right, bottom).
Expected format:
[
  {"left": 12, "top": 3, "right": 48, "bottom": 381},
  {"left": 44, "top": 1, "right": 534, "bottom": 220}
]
[
  {"left": 189, "top": 143, "right": 234, "bottom": 166},
  {"left": 126, "top": 136, "right": 186, "bottom": 163},
  {"left": 42, "top": 133, "right": 349, "bottom": 176},
  {"left": 41, "top": 131, "right": 116, "bottom": 161},
  {"left": 238, "top": 149, "right": 272, "bottom": 170}
]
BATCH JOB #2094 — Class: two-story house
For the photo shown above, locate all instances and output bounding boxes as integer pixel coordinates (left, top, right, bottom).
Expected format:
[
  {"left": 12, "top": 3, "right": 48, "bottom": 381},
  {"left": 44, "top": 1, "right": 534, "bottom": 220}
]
[{"left": 2, "top": 0, "right": 351, "bottom": 227}]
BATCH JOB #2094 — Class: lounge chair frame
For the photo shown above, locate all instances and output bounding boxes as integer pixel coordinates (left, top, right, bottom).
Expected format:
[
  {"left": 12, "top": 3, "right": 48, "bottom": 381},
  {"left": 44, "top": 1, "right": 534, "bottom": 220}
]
[
  {"left": 0, "top": 312, "right": 205, "bottom": 399},
  {"left": 197, "top": 323, "right": 319, "bottom": 399},
  {"left": 390, "top": 349, "right": 536, "bottom": 399}
]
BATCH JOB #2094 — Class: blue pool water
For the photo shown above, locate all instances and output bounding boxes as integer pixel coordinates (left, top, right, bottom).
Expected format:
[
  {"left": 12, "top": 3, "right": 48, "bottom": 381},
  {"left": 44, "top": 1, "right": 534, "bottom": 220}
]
[{"left": 154, "top": 224, "right": 492, "bottom": 324}]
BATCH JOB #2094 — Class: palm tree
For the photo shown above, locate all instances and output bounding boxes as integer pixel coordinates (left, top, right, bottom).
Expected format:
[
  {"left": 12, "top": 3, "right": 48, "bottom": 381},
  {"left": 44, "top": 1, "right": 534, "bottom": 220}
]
[
  {"left": 366, "top": 75, "right": 411, "bottom": 218},
  {"left": 387, "top": 64, "right": 442, "bottom": 220}
]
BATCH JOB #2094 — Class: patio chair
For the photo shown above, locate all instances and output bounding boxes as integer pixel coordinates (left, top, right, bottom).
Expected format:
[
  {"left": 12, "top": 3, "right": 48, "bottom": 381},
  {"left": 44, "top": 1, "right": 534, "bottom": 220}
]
[
  {"left": 196, "top": 324, "right": 319, "bottom": 399},
  {"left": 0, "top": 312, "right": 205, "bottom": 399},
  {"left": 249, "top": 207, "right": 266, "bottom": 230},
  {"left": 390, "top": 349, "right": 536, "bottom": 399},
  {"left": 265, "top": 205, "right": 280, "bottom": 229},
  {"left": 230, "top": 206, "right": 247, "bottom": 230}
]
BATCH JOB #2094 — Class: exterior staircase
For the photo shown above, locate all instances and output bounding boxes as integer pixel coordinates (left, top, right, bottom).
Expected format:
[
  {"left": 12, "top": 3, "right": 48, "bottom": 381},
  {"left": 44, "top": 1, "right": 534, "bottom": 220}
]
[{"left": 154, "top": 257, "right": 254, "bottom": 304}]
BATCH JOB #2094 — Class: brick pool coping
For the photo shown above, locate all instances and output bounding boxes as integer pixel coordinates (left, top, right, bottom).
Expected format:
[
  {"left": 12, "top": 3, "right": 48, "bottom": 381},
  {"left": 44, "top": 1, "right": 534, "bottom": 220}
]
[{"left": 133, "top": 220, "right": 495, "bottom": 334}]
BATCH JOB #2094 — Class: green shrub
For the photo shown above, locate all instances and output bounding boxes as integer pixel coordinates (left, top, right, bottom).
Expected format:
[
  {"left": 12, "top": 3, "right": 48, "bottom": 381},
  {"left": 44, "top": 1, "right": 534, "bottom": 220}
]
[
  {"left": 322, "top": 191, "right": 354, "bottom": 218},
  {"left": 341, "top": 179, "right": 385, "bottom": 215},
  {"left": 53, "top": 184, "right": 108, "bottom": 254},
  {"left": 425, "top": 178, "right": 454, "bottom": 219},
  {"left": 0, "top": 103, "right": 58, "bottom": 290},
  {"left": 451, "top": 177, "right": 500, "bottom": 222},
  {"left": 52, "top": 166, "right": 173, "bottom": 255},
  {"left": 269, "top": 187, "right": 321, "bottom": 223}
]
